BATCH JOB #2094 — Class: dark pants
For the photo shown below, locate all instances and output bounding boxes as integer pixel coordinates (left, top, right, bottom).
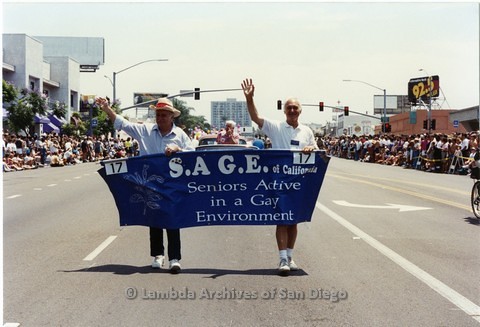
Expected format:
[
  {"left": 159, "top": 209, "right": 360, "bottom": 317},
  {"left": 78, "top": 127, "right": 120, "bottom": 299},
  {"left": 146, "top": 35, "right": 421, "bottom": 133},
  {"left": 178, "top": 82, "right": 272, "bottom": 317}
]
[
  {"left": 433, "top": 148, "right": 442, "bottom": 171},
  {"left": 40, "top": 148, "right": 46, "bottom": 164},
  {"left": 149, "top": 227, "right": 181, "bottom": 260}
]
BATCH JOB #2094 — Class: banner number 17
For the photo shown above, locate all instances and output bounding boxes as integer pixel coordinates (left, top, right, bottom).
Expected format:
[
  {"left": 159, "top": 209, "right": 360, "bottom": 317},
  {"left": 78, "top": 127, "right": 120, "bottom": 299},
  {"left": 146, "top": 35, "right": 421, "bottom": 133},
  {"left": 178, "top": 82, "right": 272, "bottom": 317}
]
[
  {"left": 105, "top": 160, "right": 128, "bottom": 175},
  {"left": 293, "top": 152, "right": 315, "bottom": 165}
]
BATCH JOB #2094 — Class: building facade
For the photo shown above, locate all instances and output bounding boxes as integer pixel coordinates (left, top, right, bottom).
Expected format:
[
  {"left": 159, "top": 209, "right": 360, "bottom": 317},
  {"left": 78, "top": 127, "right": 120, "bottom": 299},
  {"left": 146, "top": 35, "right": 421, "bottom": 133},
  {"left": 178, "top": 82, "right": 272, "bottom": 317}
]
[
  {"left": 210, "top": 98, "right": 252, "bottom": 131},
  {"left": 3, "top": 33, "right": 105, "bottom": 134},
  {"left": 386, "top": 109, "right": 468, "bottom": 135},
  {"left": 3, "top": 34, "right": 81, "bottom": 123}
]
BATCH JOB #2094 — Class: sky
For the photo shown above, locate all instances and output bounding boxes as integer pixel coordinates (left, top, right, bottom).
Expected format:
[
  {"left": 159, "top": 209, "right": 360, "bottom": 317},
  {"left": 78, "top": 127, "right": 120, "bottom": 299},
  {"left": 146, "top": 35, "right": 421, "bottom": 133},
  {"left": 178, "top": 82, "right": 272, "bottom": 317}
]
[{"left": 2, "top": 1, "right": 479, "bottom": 126}]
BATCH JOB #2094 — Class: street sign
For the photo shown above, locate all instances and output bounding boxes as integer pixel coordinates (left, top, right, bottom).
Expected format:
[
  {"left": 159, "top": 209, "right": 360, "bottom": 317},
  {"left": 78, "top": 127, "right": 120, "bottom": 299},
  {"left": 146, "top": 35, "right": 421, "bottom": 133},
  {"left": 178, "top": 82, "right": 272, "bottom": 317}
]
[
  {"left": 91, "top": 118, "right": 98, "bottom": 127},
  {"left": 453, "top": 120, "right": 459, "bottom": 128},
  {"left": 409, "top": 111, "right": 417, "bottom": 124}
]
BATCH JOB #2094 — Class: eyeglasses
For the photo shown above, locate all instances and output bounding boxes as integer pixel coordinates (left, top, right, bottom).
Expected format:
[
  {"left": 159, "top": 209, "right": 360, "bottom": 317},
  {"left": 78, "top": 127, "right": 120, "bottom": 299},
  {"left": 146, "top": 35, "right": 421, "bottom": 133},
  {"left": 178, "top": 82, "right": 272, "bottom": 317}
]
[{"left": 286, "top": 105, "right": 299, "bottom": 110}]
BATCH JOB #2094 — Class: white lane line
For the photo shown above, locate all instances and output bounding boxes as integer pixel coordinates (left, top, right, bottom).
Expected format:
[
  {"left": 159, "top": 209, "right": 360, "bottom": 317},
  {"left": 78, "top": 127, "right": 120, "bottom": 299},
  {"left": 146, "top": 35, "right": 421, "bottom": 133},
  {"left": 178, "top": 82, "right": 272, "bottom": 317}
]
[
  {"left": 6, "top": 194, "right": 21, "bottom": 199},
  {"left": 47, "top": 183, "right": 57, "bottom": 187},
  {"left": 316, "top": 202, "right": 480, "bottom": 323},
  {"left": 33, "top": 188, "right": 42, "bottom": 191},
  {"left": 83, "top": 235, "right": 118, "bottom": 261}
]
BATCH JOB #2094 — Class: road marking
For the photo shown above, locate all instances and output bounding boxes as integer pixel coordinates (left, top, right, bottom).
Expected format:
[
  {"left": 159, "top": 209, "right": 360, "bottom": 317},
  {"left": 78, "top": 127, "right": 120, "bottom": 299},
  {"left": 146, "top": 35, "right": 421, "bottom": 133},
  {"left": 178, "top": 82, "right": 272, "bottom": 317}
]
[
  {"left": 47, "top": 183, "right": 57, "bottom": 187},
  {"left": 33, "top": 188, "right": 42, "bottom": 191},
  {"left": 335, "top": 172, "right": 470, "bottom": 196},
  {"left": 329, "top": 173, "right": 471, "bottom": 211},
  {"left": 333, "top": 200, "right": 432, "bottom": 212},
  {"left": 83, "top": 235, "right": 117, "bottom": 261},
  {"left": 316, "top": 202, "right": 480, "bottom": 323},
  {"left": 6, "top": 194, "right": 21, "bottom": 199},
  {"left": 4, "top": 323, "right": 20, "bottom": 327}
]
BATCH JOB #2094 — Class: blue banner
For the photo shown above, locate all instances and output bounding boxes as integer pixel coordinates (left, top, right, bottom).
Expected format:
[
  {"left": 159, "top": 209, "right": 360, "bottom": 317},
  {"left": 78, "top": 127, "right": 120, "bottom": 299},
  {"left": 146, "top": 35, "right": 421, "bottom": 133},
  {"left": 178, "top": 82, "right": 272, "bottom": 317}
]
[{"left": 99, "top": 149, "right": 330, "bottom": 229}]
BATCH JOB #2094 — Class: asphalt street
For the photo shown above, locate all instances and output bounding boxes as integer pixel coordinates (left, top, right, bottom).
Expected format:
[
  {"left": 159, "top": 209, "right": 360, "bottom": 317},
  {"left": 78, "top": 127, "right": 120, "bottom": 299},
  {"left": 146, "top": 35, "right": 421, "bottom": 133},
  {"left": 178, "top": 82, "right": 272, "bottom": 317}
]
[{"left": 3, "top": 156, "right": 480, "bottom": 326}]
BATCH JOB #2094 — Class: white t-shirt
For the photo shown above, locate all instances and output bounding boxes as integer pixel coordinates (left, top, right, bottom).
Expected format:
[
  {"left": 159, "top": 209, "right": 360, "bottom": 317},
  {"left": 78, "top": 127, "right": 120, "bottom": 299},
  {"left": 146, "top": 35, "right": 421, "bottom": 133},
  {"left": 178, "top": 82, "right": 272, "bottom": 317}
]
[{"left": 461, "top": 138, "right": 470, "bottom": 151}]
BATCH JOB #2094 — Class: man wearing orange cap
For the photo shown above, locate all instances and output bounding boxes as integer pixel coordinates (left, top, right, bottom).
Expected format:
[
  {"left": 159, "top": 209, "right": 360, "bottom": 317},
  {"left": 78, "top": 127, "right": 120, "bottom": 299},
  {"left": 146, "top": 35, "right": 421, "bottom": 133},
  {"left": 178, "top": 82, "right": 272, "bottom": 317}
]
[{"left": 97, "top": 97, "right": 194, "bottom": 273}]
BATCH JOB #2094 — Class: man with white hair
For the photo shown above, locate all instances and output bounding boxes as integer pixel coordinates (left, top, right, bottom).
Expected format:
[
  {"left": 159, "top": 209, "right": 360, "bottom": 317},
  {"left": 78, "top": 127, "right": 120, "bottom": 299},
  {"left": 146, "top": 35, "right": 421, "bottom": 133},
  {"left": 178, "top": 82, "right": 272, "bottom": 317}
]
[
  {"left": 241, "top": 78, "right": 318, "bottom": 274},
  {"left": 216, "top": 120, "right": 239, "bottom": 144}
]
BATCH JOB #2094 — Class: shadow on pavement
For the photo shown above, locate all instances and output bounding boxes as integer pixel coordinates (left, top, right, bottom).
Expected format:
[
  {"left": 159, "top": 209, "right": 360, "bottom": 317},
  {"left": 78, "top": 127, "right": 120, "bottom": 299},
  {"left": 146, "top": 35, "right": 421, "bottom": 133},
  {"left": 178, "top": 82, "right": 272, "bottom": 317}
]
[
  {"left": 60, "top": 264, "right": 308, "bottom": 278},
  {"left": 463, "top": 216, "right": 480, "bottom": 225}
]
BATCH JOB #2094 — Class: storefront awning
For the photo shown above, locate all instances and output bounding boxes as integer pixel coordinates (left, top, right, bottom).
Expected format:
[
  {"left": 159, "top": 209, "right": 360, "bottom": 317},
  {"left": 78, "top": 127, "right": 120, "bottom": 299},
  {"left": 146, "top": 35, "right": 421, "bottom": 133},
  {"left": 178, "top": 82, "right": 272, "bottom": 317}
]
[
  {"left": 34, "top": 114, "right": 50, "bottom": 124},
  {"left": 43, "top": 122, "right": 60, "bottom": 134},
  {"left": 48, "top": 114, "right": 67, "bottom": 127}
]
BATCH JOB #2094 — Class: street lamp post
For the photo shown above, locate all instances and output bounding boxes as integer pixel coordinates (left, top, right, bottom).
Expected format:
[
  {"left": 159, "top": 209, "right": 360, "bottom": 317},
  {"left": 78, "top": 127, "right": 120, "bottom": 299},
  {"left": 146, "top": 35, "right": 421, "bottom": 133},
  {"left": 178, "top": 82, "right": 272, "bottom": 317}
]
[
  {"left": 87, "top": 98, "right": 94, "bottom": 136},
  {"left": 343, "top": 79, "right": 387, "bottom": 132},
  {"left": 111, "top": 59, "right": 168, "bottom": 104},
  {"left": 419, "top": 68, "right": 432, "bottom": 133},
  {"left": 104, "top": 75, "right": 113, "bottom": 99}
]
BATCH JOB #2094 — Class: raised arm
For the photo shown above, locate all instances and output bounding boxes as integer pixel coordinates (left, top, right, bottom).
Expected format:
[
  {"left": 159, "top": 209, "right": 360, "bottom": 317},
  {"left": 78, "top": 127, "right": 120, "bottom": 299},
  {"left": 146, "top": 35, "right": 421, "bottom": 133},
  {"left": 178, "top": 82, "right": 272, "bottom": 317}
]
[
  {"left": 241, "top": 78, "right": 264, "bottom": 129},
  {"left": 95, "top": 97, "right": 117, "bottom": 122}
]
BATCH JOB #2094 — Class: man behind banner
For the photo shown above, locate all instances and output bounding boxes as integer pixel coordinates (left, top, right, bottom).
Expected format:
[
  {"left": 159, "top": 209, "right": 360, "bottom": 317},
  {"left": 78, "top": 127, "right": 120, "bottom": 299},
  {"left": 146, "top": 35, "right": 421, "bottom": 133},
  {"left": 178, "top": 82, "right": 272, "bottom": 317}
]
[
  {"left": 96, "top": 97, "right": 194, "bottom": 273},
  {"left": 241, "top": 78, "right": 318, "bottom": 274}
]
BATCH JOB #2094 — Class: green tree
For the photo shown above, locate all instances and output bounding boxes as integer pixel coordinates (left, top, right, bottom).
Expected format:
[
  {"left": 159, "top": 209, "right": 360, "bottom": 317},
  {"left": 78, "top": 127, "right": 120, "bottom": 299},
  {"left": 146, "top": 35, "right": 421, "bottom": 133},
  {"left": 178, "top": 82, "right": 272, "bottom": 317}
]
[
  {"left": 50, "top": 100, "right": 67, "bottom": 119},
  {"left": 62, "top": 123, "right": 86, "bottom": 137},
  {"left": 89, "top": 101, "right": 122, "bottom": 137},
  {"left": 2, "top": 80, "right": 17, "bottom": 103},
  {"left": 3, "top": 84, "right": 48, "bottom": 136},
  {"left": 171, "top": 98, "right": 211, "bottom": 135},
  {"left": 62, "top": 112, "right": 86, "bottom": 136},
  {"left": 93, "top": 109, "right": 114, "bottom": 136}
]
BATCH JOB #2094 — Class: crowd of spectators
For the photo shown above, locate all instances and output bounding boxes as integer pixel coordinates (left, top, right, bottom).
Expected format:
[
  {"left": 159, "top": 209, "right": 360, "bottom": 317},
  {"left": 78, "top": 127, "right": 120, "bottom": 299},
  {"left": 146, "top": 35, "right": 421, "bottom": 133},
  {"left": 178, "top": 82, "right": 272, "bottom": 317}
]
[
  {"left": 318, "top": 131, "right": 480, "bottom": 176},
  {"left": 2, "top": 132, "right": 139, "bottom": 172},
  {"left": 3, "top": 129, "right": 479, "bottom": 178}
]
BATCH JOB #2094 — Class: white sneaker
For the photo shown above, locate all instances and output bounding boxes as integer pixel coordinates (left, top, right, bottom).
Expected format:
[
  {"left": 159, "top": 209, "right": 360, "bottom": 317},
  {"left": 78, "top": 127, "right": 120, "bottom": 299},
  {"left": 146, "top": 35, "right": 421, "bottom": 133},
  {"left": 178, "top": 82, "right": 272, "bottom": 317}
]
[
  {"left": 278, "top": 258, "right": 290, "bottom": 273},
  {"left": 151, "top": 255, "right": 165, "bottom": 269},
  {"left": 288, "top": 257, "right": 299, "bottom": 271},
  {"left": 169, "top": 259, "right": 181, "bottom": 273}
]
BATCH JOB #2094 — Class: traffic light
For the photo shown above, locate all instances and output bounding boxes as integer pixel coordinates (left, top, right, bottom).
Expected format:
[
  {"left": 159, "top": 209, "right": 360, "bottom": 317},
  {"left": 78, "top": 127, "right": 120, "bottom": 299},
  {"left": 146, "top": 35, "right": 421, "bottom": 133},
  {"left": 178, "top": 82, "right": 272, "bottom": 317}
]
[
  {"left": 344, "top": 106, "right": 349, "bottom": 116},
  {"left": 384, "top": 123, "right": 391, "bottom": 133},
  {"left": 277, "top": 100, "right": 282, "bottom": 110},
  {"left": 431, "top": 119, "right": 436, "bottom": 130},
  {"left": 194, "top": 88, "right": 200, "bottom": 100},
  {"left": 319, "top": 102, "right": 324, "bottom": 112},
  {"left": 423, "top": 119, "right": 428, "bottom": 129}
]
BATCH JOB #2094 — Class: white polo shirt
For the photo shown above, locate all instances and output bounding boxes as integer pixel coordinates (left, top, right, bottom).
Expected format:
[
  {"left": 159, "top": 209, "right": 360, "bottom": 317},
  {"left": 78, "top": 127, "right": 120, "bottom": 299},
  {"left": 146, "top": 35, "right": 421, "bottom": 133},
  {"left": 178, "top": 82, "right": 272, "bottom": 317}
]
[{"left": 261, "top": 118, "right": 318, "bottom": 150}]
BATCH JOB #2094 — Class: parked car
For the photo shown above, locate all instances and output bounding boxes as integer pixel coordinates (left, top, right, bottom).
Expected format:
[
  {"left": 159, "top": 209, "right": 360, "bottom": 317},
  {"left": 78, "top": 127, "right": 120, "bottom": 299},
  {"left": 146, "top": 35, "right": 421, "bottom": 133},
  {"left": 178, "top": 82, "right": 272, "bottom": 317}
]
[
  {"left": 195, "top": 134, "right": 255, "bottom": 151},
  {"left": 197, "top": 134, "right": 247, "bottom": 146}
]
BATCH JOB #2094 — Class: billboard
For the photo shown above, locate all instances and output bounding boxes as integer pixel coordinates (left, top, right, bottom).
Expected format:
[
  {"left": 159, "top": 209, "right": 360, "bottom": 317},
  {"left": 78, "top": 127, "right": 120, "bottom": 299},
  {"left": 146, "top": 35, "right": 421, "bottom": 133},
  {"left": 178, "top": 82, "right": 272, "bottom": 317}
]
[
  {"left": 79, "top": 94, "right": 96, "bottom": 112},
  {"left": 408, "top": 75, "right": 440, "bottom": 104},
  {"left": 373, "top": 95, "right": 411, "bottom": 114},
  {"left": 133, "top": 93, "right": 168, "bottom": 107}
]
